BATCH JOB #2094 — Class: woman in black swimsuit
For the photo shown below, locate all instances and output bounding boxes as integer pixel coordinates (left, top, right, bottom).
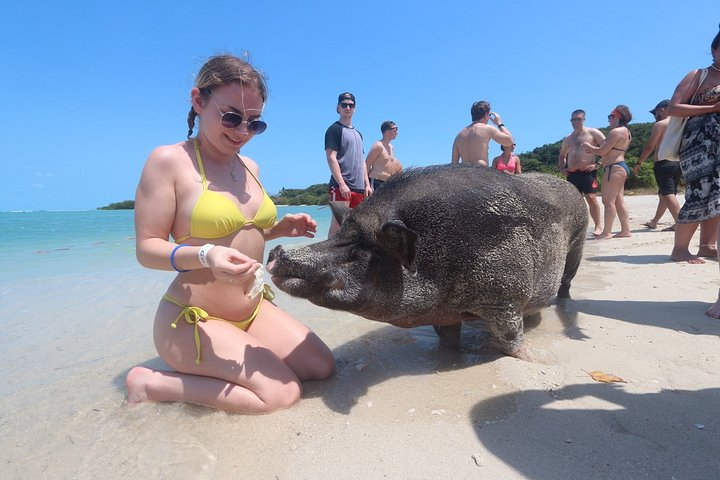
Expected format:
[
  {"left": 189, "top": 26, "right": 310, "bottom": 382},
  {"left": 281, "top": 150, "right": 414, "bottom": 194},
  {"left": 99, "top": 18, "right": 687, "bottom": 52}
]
[{"left": 583, "top": 105, "right": 633, "bottom": 239}]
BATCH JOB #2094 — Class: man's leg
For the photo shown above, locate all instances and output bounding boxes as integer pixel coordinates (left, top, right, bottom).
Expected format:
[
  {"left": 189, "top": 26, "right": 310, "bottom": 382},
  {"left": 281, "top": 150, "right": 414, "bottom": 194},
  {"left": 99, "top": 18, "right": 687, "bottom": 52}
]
[
  {"left": 585, "top": 193, "right": 602, "bottom": 236},
  {"left": 663, "top": 194, "right": 681, "bottom": 220},
  {"left": 645, "top": 195, "right": 667, "bottom": 228}
]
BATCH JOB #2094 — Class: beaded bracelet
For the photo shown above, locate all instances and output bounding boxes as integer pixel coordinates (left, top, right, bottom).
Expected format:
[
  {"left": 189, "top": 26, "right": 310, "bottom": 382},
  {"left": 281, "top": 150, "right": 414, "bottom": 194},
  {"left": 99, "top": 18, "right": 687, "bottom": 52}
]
[{"left": 170, "top": 244, "right": 190, "bottom": 272}]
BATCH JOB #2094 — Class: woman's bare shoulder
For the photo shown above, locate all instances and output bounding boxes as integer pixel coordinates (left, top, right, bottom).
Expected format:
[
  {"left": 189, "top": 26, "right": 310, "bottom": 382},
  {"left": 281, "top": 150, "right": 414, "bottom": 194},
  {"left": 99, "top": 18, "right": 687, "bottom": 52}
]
[{"left": 240, "top": 154, "right": 260, "bottom": 175}]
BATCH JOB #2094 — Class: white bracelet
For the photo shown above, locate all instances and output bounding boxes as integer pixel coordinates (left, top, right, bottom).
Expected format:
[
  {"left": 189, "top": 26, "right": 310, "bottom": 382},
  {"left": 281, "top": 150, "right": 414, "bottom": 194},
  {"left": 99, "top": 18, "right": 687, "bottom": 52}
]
[{"left": 198, "top": 243, "right": 215, "bottom": 268}]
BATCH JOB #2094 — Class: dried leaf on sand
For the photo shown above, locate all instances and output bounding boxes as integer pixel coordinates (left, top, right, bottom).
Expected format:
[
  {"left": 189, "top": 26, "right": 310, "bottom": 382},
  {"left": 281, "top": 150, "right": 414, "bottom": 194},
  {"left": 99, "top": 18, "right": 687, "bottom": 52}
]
[{"left": 584, "top": 370, "right": 627, "bottom": 383}]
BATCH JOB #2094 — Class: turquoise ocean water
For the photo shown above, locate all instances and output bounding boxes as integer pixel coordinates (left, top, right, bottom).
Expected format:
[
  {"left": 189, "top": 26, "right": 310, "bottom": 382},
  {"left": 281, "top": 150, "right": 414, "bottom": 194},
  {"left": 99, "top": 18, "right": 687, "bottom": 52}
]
[{"left": 1, "top": 206, "right": 332, "bottom": 281}]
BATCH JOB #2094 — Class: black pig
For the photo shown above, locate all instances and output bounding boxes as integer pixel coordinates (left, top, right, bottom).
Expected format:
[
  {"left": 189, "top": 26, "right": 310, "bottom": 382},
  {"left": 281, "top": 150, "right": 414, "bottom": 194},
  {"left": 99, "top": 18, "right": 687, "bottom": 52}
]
[{"left": 267, "top": 164, "right": 588, "bottom": 358}]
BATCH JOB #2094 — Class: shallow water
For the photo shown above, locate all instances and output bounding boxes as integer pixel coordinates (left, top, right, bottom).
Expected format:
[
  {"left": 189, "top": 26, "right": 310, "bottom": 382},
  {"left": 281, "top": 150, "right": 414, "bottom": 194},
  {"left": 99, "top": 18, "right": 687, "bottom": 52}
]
[{"left": 0, "top": 206, "right": 546, "bottom": 479}]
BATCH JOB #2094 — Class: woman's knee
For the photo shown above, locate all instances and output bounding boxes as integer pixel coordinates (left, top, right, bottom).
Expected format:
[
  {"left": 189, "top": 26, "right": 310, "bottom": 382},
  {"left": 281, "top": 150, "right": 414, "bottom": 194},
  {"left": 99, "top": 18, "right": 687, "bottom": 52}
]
[
  {"left": 262, "top": 379, "right": 303, "bottom": 412},
  {"left": 303, "top": 353, "right": 336, "bottom": 380}
]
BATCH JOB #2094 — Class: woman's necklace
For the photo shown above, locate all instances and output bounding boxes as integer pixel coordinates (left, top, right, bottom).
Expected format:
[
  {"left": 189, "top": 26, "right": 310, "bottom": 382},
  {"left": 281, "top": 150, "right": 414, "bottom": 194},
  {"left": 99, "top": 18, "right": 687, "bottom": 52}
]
[
  {"left": 711, "top": 63, "right": 720, "bottom": 73},
  {"left": 229, "top": 156, "right": 238, "bottom": 182}
]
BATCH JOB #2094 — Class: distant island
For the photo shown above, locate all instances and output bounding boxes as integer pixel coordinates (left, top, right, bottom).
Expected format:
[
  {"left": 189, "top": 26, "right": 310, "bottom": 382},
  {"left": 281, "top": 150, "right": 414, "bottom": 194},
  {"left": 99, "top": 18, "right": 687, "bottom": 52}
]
[
  {"left": 98, "top": 200, "right": 135, "bottom": 210},
  {"left": 98, "top": 122, "right": 659, "bottom": 210}
]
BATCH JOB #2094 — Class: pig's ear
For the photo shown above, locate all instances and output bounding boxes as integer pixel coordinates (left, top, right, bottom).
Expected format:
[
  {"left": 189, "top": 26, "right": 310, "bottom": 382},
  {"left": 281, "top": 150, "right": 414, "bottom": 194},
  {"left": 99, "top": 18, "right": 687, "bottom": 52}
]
[
  {"left": 329, "top": 202, "right": 352, "bottom": 225},
  {"left": 378, "top": 220, "right": 418, "bottom": 274}
]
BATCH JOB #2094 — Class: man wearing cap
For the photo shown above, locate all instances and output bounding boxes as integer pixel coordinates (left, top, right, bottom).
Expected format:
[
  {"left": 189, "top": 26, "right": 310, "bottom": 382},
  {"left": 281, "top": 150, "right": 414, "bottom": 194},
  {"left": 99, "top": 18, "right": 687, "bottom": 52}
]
[
  {"left": 633, "top": 100, "right": 680, "bottom": 231},
  {"left": 325, "top": 92, "right": 370, "bottom": 236},
  {"left": 451, "top": 100, "right": 514, "bottom": 167}
]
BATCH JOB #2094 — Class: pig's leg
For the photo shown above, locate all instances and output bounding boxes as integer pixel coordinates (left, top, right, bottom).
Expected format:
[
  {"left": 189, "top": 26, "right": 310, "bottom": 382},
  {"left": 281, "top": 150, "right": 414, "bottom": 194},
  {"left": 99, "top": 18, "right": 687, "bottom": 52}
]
[
  {"left": 483, "top": 310, "right": 532, "bottom": 360},
  {"left": 433, "top": 323, "right": 462, "bottom": 350},
  {"left": 558, "top": 229, "right": 585, "bottom": 298}
]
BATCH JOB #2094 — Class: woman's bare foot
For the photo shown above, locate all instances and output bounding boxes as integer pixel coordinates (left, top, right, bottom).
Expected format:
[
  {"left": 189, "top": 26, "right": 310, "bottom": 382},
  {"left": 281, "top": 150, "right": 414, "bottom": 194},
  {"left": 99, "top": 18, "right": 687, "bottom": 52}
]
[
  {"left": 592, "top": 233, "right": 614, "bottom": 240},
  {"left": 706, "top": 291, "right": 720, "bottom": 319},
  {"left": 613, "top": 231, "right": 632, "bottom": 238},
  {"left": 697, "top": 244, "right": 718, "bottom": 258},
  {"left": 643, "top": 221, "right": 658, "bottom": 229},
  {"left": 593, "top": 227, "right": 603, "bottom": 236},
  {"left": 126, "top": 366, "right": 154, "bottom": 404},
  {"left": 670, "top": 248, "right": 706, "bottom": 264}
]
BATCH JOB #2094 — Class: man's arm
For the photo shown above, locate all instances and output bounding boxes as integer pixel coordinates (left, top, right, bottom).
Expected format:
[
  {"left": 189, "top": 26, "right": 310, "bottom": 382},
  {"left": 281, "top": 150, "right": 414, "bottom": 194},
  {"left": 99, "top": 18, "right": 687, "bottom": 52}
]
[
  {"left": 634, "top": 122, "right": 665, "bottom": 173},
  {"left": 326, "top": 148, "right": 349, "bottom": 198},
  {"left": 488, "top": 112, "right": 514, "bottom": 146},
  {"left": 558, "top": 137, "right": 569, "bottom": 174},
  {"left": 365, "top": 142, "right": 382, "bottom": 176},
  {"left": 589, "top": 128, "right": 606, "bottom": 146},
  {"left": 490, "top": 127, "right": 514, "bottom": 147},
  {"left": 451, "top": 136, "right": 461, "bottom": 164}
]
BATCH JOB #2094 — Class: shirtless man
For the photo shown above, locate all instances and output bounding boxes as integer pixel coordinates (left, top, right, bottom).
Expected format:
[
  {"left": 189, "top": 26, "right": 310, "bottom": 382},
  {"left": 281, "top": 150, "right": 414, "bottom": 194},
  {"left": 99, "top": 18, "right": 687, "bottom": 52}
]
[
  {"left": 366, "top": 120, "right": 403, "bottom": 192},
  {"left": 558, "top": 109, "right": 606, "bottom": 236},
  {"left": 451, "top": 101, "right": 514, "bottom": 167},
  {"left": 633, "top": 100, "right": 680, "bottom": 231}
]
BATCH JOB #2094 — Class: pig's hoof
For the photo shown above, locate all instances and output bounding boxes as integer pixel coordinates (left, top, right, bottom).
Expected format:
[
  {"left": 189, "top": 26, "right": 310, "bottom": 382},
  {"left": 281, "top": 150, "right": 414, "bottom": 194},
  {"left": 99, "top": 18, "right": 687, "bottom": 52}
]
[
  {"left": 505, "top": 344, "right": 533, "bottom": 362},
  {"left": 433, "top": 324, "right": 461, "bottom": 350}
]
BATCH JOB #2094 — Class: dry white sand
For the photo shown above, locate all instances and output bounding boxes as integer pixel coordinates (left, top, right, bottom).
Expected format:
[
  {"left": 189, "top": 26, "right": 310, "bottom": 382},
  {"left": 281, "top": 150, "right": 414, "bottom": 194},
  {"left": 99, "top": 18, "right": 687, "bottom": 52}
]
[{"left": 2, "top": 194, "right": 719, "bottom": 479}]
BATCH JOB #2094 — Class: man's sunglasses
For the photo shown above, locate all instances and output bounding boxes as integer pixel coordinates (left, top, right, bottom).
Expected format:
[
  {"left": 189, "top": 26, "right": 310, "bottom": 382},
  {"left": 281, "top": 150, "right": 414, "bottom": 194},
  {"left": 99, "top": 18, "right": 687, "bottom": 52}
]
[
  {"left": 212, "top": 97, "right": 267, "bottom": 134},
  {"left": 340, "top": 102, "right": 355, "bottom": 109}
]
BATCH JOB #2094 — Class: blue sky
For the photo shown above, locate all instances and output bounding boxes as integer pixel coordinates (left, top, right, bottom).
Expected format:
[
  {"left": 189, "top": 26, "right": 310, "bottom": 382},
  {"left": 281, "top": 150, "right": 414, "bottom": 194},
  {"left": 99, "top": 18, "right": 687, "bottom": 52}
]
[{"left": 2, "top": 1, "right": 717, "bottom": 211}]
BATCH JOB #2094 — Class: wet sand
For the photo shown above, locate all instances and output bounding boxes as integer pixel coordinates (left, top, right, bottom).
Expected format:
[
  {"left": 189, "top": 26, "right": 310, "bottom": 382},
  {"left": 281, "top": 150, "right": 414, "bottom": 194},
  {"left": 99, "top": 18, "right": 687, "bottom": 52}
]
[{"left": 2, "top": 195, "right": 719, "bottom": 479}]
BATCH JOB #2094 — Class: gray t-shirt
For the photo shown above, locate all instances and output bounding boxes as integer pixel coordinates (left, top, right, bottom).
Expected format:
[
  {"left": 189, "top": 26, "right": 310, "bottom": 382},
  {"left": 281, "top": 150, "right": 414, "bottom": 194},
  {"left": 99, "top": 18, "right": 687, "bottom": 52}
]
[{"left": 325, "top": 121, "right": 365, "bottom": 192}]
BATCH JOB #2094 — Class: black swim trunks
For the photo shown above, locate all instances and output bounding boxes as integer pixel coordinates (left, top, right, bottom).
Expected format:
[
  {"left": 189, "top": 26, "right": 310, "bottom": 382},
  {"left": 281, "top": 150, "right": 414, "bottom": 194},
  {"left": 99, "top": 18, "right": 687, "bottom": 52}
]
[
  {"left": 654, "top": 160, "right": 682, "bottom": 196},
  {"left": 566, "top": 170, "right": 598, "bottom": 194},
  {"left": 371, "top": 178, "right": 385, "bottom": 190}
]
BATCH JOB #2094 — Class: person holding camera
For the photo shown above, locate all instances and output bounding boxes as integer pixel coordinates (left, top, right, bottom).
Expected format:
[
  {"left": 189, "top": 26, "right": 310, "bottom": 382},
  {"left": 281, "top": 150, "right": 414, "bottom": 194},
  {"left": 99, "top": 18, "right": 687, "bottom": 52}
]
[{"left": 451, "top": 101, "right": 514, "bottom": 167}]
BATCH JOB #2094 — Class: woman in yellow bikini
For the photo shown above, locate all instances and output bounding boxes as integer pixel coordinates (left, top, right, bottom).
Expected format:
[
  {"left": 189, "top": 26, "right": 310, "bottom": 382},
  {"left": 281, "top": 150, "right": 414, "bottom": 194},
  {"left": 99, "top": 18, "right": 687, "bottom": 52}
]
[{"left": 126, "top": 55, "right": 335, "bottom": 413}]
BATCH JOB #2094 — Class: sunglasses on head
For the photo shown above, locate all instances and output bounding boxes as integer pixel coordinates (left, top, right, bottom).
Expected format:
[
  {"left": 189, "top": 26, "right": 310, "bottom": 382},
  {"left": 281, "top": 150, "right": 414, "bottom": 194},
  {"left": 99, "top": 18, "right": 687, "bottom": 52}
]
[
  {"left": 211, "top": 97, "right": 267, "bottom": 134},
  {"left": 340, "top": 102, "right": 355, "bottom": 109}
]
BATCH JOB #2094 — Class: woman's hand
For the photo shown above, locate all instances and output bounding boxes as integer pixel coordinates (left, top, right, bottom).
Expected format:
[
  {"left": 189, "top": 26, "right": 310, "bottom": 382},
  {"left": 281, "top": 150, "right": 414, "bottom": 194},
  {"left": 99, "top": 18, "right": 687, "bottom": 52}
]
[
  {"left": 582, "top": 142, "right": 596, "bottom": 154},
  {"left": 205, "top": 245, "right": 261, "bottom": 284},
  {"left": 269, "top": 213, "right": 318, "bottom": 239}
]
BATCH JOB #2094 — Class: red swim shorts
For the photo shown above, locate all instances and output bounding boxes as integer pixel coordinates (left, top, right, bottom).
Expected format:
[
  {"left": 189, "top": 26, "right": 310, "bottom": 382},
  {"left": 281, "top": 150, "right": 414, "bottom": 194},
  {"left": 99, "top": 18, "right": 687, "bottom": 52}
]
[{"left": 328, "top": 186, "right": 365, "bottom": 208}]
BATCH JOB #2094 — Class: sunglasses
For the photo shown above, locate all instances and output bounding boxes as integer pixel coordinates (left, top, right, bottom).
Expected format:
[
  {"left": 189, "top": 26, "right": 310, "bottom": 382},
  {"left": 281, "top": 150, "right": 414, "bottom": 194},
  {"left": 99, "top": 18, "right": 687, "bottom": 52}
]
[
  {"left": 608, "top": 114, "right": 619, "bottom": 120},
  {"left": 340, "top": 102, "right": 355, "bottom": 109},
  {"left": 570, "top": 117, "right": 584, "bottom": 121},
  {"left": 211, "top": 97, "right": 267, "bottom": 134}
]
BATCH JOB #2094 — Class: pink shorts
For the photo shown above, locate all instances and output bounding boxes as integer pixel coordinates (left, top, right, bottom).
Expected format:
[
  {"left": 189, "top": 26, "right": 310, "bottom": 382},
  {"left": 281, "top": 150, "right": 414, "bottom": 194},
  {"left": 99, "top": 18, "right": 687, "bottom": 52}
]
[{"left": 329, "top": 187, "right": 365, "bottom": 208}]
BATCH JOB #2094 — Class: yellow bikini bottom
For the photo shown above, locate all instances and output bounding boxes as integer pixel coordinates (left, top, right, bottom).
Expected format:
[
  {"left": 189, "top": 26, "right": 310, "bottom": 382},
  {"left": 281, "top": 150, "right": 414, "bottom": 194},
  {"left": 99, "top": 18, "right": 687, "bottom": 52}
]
[{"left": 162, "top": 284, "right": 275, "bottom": 364}]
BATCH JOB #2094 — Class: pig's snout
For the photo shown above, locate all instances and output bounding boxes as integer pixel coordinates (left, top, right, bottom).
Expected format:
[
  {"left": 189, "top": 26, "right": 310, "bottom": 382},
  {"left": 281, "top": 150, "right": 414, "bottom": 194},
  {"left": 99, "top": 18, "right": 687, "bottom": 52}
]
[{"left": 266, "top": 245, "right": 285, "bottom": 273}]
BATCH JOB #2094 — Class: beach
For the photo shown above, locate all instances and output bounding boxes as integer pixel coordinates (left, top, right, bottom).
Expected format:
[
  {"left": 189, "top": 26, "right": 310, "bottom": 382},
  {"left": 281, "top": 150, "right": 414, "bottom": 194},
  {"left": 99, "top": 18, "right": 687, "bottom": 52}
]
[{"left": 1, "top": 196, "right": 719, "bottom": 480}]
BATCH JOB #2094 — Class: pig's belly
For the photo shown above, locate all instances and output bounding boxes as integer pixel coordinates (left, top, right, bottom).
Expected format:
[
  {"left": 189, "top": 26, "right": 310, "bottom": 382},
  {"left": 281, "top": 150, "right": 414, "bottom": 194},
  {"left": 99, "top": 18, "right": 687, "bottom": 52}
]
[{"left": 363, "top": 310, "right": 474, "bottom": 328}]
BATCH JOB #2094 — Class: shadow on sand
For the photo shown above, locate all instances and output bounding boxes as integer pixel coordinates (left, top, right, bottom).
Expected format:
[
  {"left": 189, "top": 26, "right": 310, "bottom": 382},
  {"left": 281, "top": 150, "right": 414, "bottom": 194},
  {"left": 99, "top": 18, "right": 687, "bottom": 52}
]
[{"left": 470, "top": 383, "right": 720, "bottom": 479}]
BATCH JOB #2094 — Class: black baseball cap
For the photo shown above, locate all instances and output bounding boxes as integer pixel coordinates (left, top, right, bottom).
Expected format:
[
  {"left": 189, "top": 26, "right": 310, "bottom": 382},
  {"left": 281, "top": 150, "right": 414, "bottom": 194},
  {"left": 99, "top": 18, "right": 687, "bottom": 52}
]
[
  {"left": 338, "top": 92, "right": 356, "bottom": 105},
  {"left": 650, "top": 99, "right": 670, "bottom": 114}
]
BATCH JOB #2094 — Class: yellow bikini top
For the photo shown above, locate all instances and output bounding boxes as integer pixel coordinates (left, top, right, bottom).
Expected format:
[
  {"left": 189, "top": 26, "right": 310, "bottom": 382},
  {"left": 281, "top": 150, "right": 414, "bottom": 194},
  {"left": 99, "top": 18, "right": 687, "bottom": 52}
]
[{"left": 175, "top": 141, "right": 277, "bottom": 242}]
